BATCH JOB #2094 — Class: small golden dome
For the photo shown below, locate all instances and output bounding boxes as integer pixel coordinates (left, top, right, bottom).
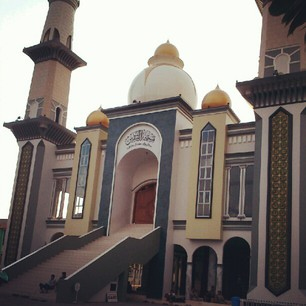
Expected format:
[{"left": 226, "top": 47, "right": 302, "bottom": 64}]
[
  {"left": 148, "top": 40, "right": 184, "bottom": 69},
  {"left": 154, "top": 40, "right": 179, "bottom": 58},
  {"left": 86, "top": 107, "right": 109, "bottom": 128},
  {"left": 202, "top": 85, "right": 231, "bottom": 109}
]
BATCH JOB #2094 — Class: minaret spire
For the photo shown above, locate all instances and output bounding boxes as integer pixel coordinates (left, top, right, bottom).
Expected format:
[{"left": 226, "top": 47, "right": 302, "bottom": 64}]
[{"left": 23, "top": 0, "right": 86, "bottom": 127}]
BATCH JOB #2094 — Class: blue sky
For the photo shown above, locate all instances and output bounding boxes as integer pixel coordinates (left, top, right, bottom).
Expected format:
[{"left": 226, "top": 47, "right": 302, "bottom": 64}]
[{"left": 0, "top": 0, "right": 262, "bottom": 218}]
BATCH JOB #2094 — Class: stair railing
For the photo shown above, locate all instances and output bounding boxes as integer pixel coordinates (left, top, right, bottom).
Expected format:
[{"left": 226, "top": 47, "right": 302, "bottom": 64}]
[
  {"left": 56, "top": 226, "right": 161, "bottom": 303},
  {"left": 2, "top": 226, "right": 106, "bottom": 280}
]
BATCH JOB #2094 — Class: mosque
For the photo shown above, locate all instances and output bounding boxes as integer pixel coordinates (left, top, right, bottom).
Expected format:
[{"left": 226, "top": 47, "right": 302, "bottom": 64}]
[{"left": 1, "top": 0, "right": 306, "bottom": 304}]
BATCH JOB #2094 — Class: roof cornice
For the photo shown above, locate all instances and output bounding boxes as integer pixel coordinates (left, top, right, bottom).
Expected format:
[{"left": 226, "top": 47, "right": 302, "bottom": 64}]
[
  {"left": 3, "top": 116, "right": 76, "bottom": 145},
  {"left": 236, "top": 71, "right": 306, "bottom": 109},
  {"left": 103, "top": 96, "right": 194, "bottom": 122}
]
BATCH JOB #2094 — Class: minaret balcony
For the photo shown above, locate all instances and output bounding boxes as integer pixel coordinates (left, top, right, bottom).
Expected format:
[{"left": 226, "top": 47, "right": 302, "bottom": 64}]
[
  {"left": 236, "top": 70, "right": 306, "bottom": 109},
  {"left": 23, "top": 40, "right": 86, "bottom": 71},
  {"left": 3, "top": 116, "right": 76, "bottom": 145}
]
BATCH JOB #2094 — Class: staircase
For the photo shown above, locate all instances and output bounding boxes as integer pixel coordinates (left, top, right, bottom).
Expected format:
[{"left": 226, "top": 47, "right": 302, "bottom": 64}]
[{"left": 0, "top": 224, "right": 161, "bottom": 303}]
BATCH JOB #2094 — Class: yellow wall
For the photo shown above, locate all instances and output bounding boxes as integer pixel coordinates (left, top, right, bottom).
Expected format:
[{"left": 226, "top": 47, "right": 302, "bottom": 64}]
[
  {"left": 64, "top": 127, "right": 108, "bottom": 236},
  {"left": 186, "top": 110, "right": 233, "bottom": 240}
]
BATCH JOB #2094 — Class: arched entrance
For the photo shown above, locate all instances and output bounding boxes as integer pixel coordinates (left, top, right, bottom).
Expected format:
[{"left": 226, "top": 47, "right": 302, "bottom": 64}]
[
  {"left": 192, "top": 246, "right": 217, "bottom": 299},
  {"left": 50, "top": 232, "right": 64, "bottom": 242},
  {"left": 222, "top": 237, "right": 250, "bottom": 299},
  {"left": 172, "top": 245, "right": 187, "bottom": 296},
  {"left": 133, "top": 183, "right": 156, "bottom": 224},
  {"left": 109, "top": 148, "right": 158, "bottom": 233}
]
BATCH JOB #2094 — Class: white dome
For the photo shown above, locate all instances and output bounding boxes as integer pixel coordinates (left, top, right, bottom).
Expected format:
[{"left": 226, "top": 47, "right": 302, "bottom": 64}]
[{"left": 128, "top": 41, "right": 197, "bottom": 109}]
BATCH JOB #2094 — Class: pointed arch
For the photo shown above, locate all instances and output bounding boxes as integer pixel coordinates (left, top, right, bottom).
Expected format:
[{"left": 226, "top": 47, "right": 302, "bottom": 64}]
[
  {"left": 53, "top": 28, "right": 60, "bottom": 41},
  {"left": 72, "top": 139, "right": 91, "bottom": 219},
  {"left": 42, "top": 28, "right": 50, "bottom": 42},
  {"left": 196, "top": 123, "right": 216, "bottom": 218}
]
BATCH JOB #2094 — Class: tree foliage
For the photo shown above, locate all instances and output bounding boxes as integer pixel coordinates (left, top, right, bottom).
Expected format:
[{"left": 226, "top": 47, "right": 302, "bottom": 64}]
[{"left": 268, "top": 0, "right": 306, "bottom": 35}]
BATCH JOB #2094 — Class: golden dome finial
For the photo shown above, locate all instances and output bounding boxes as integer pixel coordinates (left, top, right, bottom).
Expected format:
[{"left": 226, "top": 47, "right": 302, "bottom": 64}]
[
  {"left": 201, "top": 85, "right": 231, "bottom": 109},
  {"left": 86, "top": 106, "right": 109, "bottom": 128},
  {"left": 148, "top": 40, "right": 183, "bottom": 68}
]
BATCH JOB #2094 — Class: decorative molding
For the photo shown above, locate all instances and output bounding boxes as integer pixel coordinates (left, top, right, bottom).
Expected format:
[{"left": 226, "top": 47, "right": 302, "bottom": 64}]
[
  {"left": 173, "top": 220, "right": 186, "bottom": 230},
  {"left": 25, "top": 98, "right": 44, "bottom": 119},
  {"left": 5, "top": 142, "right": 33, "bottom": 265},
  {"left": 56, "top": 153, "right": 74, "bottom": 161},
  {"left": 222, "top": 220, "right": 252, "bottom": 231},
  {"left": 23, "top": 40, "right": 86, "bottom": 71},
  {"left": 52, "top": 167, "right": 72, "bottom": 177},
  {"left": 104, "top": 96, "right": 193, "bottom": 122},
  {"left": 236, "top": 71, "right": 306, "bottom": 109},
  {"left": 228, "top": 134, "right": 255, "bottom": 145},
  {"left": 266, "top": 108, "right": 292, "bottom": 296},
  {"left": 4, "top": 116, "right": 76, "bottom": 145}
]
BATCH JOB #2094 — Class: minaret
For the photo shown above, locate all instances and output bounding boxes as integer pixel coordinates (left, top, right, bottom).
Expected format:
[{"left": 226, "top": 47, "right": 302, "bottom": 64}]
[
  {"left": 2, "top": 0, "right": 85, "bottom": 266},
  {"left": 237, "top": 0, "right": 306, "bottom": 303},
  {"left": 23, "top": 0, "right": 86, "bottom": 126}
]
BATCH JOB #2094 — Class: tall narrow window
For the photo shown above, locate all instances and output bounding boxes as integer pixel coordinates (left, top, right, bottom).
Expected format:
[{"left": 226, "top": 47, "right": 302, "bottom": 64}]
[
  {"left": 53, "top": 28, "right": 60, "bottom": 41},
  {"left": 66, "top": 35, "right": 72, "bottom": 49},
  {"left": 51, "top": 178, "right": 70, "bottom": 219},
  {"left": 73, "top": 139, "right": 91, "bottom": 218},
  {"left": 228, "top": 166, "right": 240, "bottom": 217},
  {"left": 55, "top": 107, "right": 61, "bottom": 123},
  {"left": 196, "top": 123, "right": 216, "bottom": 218}
]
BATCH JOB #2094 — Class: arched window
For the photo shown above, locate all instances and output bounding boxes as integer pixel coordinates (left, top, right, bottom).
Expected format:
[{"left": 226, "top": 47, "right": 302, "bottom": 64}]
[
  {"left": 29, "top": 101, "right": 38, "bottom": 118},
  {"left": 53, "top": 28, "right": 60, "bottom": 41},
  {"left": 73, "top": 139, "right": 91, "bottom": 218},
  {"left": 274, "top": 53, "right": 290, "bottom": 74},
  {"left": 42, "top": 29, "right": 50, "bottom": 42},
  {"left": 196, "top": 123, "right": 216, "bottom": 218},
  {"left": 55, "top": 107, "right": 61, "bottom": 124},
  {"left": 66, "top": 35, "right": 72, "bottom": 49}
]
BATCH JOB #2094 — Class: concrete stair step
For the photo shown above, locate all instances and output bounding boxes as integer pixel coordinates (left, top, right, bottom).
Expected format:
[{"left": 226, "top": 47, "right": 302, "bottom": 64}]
[{"left": 0, "top": 224, "right": 153, "bottom": 300}]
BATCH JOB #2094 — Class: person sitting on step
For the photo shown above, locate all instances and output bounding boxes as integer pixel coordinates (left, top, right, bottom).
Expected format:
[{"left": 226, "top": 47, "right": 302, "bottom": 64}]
[{"left": 39, "top": 274, "right": 57, "bottom": 293}]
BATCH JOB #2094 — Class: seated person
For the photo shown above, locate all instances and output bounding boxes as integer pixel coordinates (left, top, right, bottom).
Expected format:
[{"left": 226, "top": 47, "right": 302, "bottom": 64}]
[{"left": 39, "top": 274, "right": 56, "bottom": 293}]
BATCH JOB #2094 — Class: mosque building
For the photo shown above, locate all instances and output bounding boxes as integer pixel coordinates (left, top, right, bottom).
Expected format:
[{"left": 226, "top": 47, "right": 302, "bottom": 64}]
[{"left": 1, "top": 0, "right": 306, "bottom": 304}]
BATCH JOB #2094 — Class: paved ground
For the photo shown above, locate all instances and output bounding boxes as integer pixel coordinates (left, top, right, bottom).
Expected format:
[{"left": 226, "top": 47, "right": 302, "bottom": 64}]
[
  {"left": 0, "top": 294, "right": 165, "bottom": 306},
  {"left": 0, "top": 293, "right": 224, "bottom": 306}
]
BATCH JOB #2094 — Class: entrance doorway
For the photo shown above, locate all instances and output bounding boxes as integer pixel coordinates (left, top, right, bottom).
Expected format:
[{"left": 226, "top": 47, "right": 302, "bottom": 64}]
[
  {"left": 222, "top": 237, "right": 250, "bottom": 299},
  {"left": 133, "top": 183, "right": 156, "bottom": 224},
  {"left": 172, "top": 245, "right": 187, "bottom": 296},
  {"left": 192, "top": 246, "right": 217, "bottom": 299}
]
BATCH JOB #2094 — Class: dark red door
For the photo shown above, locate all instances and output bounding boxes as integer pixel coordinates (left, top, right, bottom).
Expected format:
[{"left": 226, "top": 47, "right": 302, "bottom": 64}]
[{"left": 133, "top": 183, "right": 156, "bottom": 224}]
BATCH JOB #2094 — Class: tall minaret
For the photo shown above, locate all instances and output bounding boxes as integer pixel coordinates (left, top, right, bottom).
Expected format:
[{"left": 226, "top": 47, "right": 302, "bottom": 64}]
[
  {"left": 3, "top": 0, "right": 85, "bottom": 267},
  {"left": 23, "top": 0, "right": 86, "bottom": 126},
  {"left": 237, "top": 0, "right": 306, "bottom": 303}
]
